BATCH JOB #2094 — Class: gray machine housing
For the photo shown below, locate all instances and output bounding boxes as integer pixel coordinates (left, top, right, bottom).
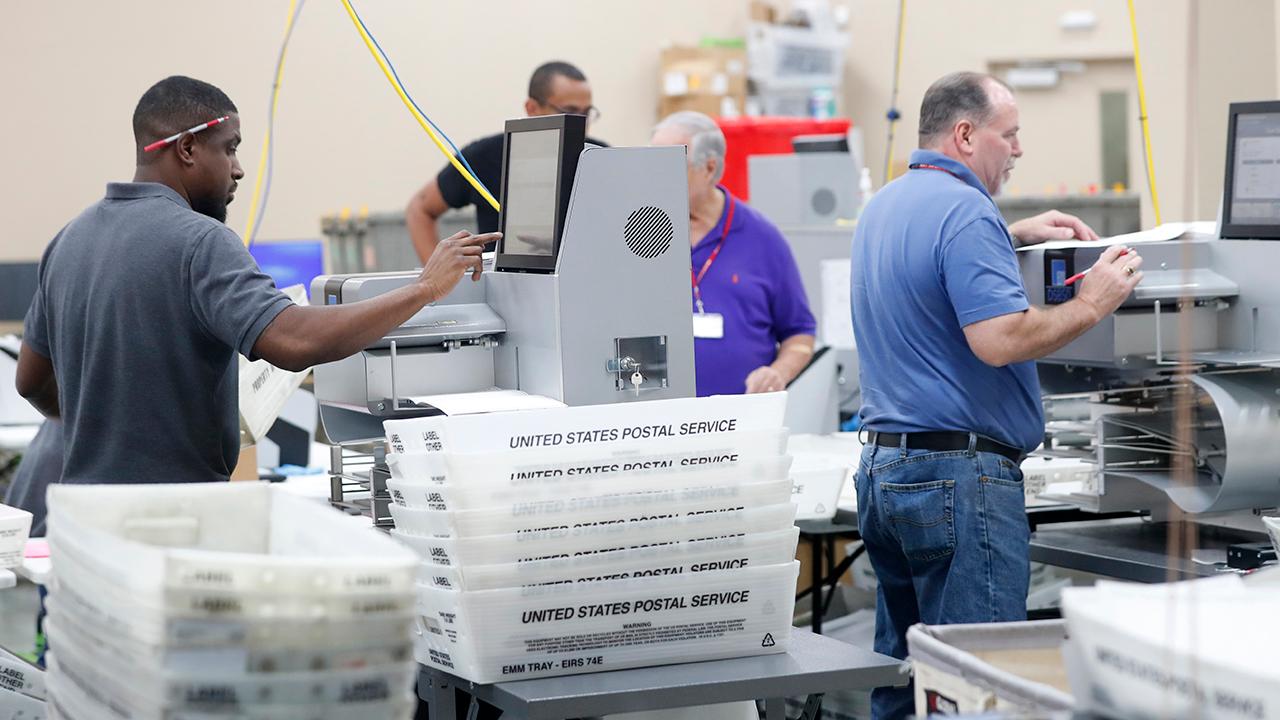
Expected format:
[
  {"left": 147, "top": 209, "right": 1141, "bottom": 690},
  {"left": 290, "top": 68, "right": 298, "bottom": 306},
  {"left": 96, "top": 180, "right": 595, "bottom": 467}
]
[
  {"left": 749, "top": 152, "right": 860, "bottom": 431},
  {"left": 1019, "top": 238, "right": 1240, "bottom": 368},
  {"left": 1020, "top": 232, "right": 1280, "bottom": 521},
  {"left": 749, "top": 152, "right": 861, "bottom": 226},
  {"left": 312, "top": 146, "right": 696, "bottom": 443}
]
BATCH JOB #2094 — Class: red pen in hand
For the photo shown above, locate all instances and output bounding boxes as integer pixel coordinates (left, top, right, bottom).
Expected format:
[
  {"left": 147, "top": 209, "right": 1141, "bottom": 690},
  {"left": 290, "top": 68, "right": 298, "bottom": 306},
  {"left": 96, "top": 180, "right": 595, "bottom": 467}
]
[{"left": 1063, "top": 249, "right": 1133, "bottom": 286}]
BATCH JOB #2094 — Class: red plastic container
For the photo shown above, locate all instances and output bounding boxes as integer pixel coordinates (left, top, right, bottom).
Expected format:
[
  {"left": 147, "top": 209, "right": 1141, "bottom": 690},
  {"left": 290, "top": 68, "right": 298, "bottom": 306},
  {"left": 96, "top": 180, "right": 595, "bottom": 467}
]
[{"left": 715, "top": 117, "right": 853, "bottom": 201}]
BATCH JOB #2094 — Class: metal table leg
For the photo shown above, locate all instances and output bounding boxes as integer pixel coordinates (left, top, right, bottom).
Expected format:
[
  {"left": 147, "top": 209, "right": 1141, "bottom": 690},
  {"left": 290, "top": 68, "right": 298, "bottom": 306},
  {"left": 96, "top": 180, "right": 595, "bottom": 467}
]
[
  {"left": 811, "top": 537, "right": 823, "bottom": 634},
  {"left": 801, "top": 693, "right": 825, "bottom": 720},
  {"left": 430, "top": 673, "right": 457, "bottom": 720}
]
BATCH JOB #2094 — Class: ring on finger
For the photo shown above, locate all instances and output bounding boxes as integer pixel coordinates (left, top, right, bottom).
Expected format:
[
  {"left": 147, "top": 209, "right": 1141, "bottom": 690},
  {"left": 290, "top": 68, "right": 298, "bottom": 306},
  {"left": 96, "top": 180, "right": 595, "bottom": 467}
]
[{"left": 1124, "top": 265, "right": 1135, "bottom": 276}]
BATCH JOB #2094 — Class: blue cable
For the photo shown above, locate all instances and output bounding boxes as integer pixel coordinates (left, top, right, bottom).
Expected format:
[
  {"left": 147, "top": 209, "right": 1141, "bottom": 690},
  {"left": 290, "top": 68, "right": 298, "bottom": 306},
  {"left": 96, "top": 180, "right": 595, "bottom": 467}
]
[
  {"left": 248, "top": 0, "right": 307, "bottom": 248},
  {"left": 347, "top": 0, "right": 490, "bottom": 193}
]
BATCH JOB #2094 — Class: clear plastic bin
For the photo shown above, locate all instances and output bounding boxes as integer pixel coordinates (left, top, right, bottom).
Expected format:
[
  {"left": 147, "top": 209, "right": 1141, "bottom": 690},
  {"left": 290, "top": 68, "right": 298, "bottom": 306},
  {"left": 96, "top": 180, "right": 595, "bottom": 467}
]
[
  {"left": 413, "top": 561, "right": 799, "bottom": 683},
  {"left": 0, "top": 504, "right": 32, "bottom": 569},
  {"left": 385, "top": 393, "right": 788, "bottom": 455},
  {"left": 387, "top": 428, "right": 789, "bottom": 491},
  {"left": 45, "top": 483, "right": 416, "bottom": 600},
  {"left": 48, "top": 532, "right": 414, "bottom": 623},
  {"left": 416, "top": 526, "right": 799, "bottom": 591},
  {"left": 46, "top": 652, "right": 415, "bottom": 720},
  {"left": 47, "top": 618, "right": 414, "bottom": 710},
  {"left": 387, "top": 454, "right": 792, "bottom": 512},
  {"left": 789, "top": 455, "right": 850, "bottom": 521},
  {"left": 388, "top": 479, "right": 793, "bottom": 538},
  {"left": 47, "top": 594, "right": 410, "bottom": 675},
  {"left": 391, "top": 503, "right": 797, "bottom": 567},
  {"left": 49, "top": 572, "right": 413, "bottom": 650}
]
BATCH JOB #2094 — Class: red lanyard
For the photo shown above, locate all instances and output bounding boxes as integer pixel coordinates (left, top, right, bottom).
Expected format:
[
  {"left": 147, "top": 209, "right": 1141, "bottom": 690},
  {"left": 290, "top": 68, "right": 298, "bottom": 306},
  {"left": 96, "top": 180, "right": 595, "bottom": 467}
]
[
  {"left": 908, "top": 162, "right": 964, "bottom": 181},
  {"left": 691, "top": 192, "right": 736, "bottom": 314}
]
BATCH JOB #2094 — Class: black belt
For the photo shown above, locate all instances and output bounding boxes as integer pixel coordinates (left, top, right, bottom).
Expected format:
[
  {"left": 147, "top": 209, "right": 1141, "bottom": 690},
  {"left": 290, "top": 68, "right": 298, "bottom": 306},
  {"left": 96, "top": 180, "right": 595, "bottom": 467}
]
[{"left": 866, "top": 430, "right": 1024, "bottom": 463}]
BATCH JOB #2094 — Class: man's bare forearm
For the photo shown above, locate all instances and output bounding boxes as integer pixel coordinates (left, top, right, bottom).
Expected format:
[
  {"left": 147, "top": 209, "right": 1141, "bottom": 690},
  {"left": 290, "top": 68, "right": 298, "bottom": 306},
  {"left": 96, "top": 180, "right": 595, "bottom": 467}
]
[
  {"left": 26, "top": 381, "right": 60, "bottom": 419},
  {"left": 15, "top": 343, "right": 60, "bottom": 419},
  {"left": 258, "top": 283, "right": 433, "bottom": 371},
  {"left": 406, "top": 200, "right": 441, "bottom": 264},
  {"left": 1002, "top": 299, "right": 1101, "bottom": 364},
  {"left": 771, "top": 335, "right": 816, "bottom": 384}
]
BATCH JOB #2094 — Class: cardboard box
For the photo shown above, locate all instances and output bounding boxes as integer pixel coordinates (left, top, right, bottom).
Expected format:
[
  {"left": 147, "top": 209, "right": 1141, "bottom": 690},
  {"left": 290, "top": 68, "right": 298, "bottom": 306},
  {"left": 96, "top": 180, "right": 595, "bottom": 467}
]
[
  {"left": 795, "top": 537, "right": 855, "bottom": 593},
  {"left": 660, "top": 46, "right": 748, "bottom": 96},
  {"left": 230, "top": 444, "right": 257, "bottom": 481},
  {"left": 658, "top": 46, "right": 748, "bottom": 119},
  {"left": 750, "top": 0, "right": 778, "bottom": 24},
  {"left": 659, "top": 94, "right": 743, "bottom": 119}
]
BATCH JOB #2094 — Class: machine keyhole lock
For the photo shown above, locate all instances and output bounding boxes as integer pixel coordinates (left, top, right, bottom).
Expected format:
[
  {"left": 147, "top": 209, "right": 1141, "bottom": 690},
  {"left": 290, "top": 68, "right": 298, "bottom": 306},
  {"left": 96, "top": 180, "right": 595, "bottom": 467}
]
[
  {"left": 610, "top": 336, "right": 670, "bottom": 395},
  {"left": 608, "top": 356, "right": 645, "bottom": 395}
]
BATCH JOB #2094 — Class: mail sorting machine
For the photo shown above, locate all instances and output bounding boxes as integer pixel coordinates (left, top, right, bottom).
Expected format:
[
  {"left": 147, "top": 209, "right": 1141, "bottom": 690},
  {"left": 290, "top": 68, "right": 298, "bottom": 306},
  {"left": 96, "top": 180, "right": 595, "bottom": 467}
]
[
  {"left": 311, "top": 115, "right": 697, "bottom": 524},
  {"left": 1019, "top": 101, "right": 1280, "bottom": 536}
]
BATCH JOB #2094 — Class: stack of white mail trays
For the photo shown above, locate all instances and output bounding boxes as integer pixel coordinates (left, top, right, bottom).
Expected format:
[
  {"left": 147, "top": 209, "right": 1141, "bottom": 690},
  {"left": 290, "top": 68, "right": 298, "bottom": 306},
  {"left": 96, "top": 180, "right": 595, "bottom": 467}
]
[
  {"left": 43, "top": 483, "right": 420, "bottom": 719},
  {"left": 385, "top": 393, "right": 800, "bottom": 684}
]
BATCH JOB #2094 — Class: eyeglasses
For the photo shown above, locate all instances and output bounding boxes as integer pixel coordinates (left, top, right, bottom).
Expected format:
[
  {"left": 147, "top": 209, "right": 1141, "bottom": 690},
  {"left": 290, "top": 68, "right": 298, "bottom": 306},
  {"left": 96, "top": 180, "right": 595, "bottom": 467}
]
[{"left": 542, "top": 101, "right": 601, "bottom": 123}]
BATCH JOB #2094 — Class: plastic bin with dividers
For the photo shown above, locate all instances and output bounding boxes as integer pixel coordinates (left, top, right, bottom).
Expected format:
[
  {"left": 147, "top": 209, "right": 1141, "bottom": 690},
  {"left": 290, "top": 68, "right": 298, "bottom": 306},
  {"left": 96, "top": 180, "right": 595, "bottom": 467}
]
[
  {"left": 385, "top": 393, "right": 803, "bottom": 684},
  {"left": 44, "top": 482, "right": 420, "bottom": 719}
]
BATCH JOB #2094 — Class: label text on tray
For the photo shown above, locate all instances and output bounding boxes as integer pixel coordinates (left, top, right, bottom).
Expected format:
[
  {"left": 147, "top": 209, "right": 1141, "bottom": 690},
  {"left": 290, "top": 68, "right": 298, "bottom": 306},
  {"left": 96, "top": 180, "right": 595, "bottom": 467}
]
[
  {"left": 507, "top": 419, "right": 738, "bottom": 449},
  {"left": 519, "top": 590, "right": 751, "bottom": 624}
]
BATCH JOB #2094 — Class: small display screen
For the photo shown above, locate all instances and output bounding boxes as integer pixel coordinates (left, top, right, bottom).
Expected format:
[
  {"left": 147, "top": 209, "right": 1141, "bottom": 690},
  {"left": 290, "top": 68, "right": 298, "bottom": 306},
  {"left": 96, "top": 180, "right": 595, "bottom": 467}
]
[
  {"left": 1044, "top": 251, "right": 1074, "bottom": 305},
  {"left": 1229, "top": 112, "right": 1280, "bottom": 226},
  {"left": 501, "top": 129, "right": 561, "bottom": 257},
  {"left": 1050, "top": 258, "right": 1067, "bottom": 286}
]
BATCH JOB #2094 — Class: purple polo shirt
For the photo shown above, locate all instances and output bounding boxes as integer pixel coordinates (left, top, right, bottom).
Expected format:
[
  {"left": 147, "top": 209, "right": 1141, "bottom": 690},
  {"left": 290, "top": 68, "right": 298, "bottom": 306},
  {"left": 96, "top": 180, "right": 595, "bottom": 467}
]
[{"left": 692, "top": 188, "right": 816, "bottom": 397}]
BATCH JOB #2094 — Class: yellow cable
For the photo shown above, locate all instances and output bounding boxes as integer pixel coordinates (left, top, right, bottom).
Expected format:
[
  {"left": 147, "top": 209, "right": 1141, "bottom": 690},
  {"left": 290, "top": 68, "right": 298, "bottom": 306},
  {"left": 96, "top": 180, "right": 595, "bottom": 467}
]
[
  {"left": 884, "top": 0, "right": 907, "bottom": 183},
  {"left": 242, "top": 0, "right": 299, "bottom": 245},
  {"left": 1128, "top": 0, "right": 1162, "bottom": 225},
  {"left": 339, "top": 0, "right": 500, "bottom": 211}
]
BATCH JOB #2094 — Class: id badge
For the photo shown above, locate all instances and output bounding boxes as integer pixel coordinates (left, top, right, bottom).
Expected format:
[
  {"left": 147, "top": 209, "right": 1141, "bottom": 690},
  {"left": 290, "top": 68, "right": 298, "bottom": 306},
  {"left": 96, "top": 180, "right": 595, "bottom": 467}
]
[{"left": 692, "top": 312, "right": 725, "bottom": 339}]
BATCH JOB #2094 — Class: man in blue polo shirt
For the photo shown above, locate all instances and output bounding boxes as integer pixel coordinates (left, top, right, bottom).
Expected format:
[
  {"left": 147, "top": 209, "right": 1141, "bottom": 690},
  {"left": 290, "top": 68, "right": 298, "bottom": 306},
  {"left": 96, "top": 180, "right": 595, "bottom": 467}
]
[
  {"left": 651, "top": 111, "right": 816, "bottom": 397},
  {"left": 851, "top": 72, "right": 1143, "bottom": 719}
]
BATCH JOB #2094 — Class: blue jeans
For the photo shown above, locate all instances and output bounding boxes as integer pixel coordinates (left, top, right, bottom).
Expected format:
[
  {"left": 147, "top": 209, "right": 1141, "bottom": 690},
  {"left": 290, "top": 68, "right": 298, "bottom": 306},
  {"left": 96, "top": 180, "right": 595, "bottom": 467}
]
[{"left": 854, "top": 437, "right": 1030, "bottom": 720}]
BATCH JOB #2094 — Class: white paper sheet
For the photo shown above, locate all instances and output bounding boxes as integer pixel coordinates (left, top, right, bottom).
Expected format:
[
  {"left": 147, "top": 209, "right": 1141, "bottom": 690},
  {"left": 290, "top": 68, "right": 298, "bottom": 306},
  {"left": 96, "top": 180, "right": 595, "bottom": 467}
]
[
  {"left": 405, "top": 389, "right": 565, "bottom": 416},
  {"left": 1185, "top": 219, "right": 1219, "bottom": 236},
  {"left": 1016, "top": 222, "right": 1190, "bottom": 252},
  {"left": 820, "top": 259, "right": 856, "bottom": 349}
]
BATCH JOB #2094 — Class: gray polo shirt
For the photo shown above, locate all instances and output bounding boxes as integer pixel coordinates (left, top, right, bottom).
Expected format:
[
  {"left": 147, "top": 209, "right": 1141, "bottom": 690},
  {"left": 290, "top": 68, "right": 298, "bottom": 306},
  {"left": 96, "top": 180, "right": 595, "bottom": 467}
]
[{"left": 23, "top": 182, "right": 293, "bottom": 484}]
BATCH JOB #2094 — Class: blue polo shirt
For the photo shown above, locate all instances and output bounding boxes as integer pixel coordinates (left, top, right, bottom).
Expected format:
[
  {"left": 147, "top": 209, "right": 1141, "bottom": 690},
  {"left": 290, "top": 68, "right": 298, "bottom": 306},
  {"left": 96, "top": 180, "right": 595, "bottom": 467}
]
[
  {"left": 850, "top": 150, "right": 1043, "bottom": 452},
  {"left": 693, "top": 188, "right": 816, "bottom": 397}
]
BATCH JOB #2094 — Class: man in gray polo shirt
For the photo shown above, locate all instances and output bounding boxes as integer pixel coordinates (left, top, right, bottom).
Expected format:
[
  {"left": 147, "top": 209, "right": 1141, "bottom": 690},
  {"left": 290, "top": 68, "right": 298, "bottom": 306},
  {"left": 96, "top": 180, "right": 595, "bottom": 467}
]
[{"left": 15, "top": 76, "right": 496, "bottom": 487}]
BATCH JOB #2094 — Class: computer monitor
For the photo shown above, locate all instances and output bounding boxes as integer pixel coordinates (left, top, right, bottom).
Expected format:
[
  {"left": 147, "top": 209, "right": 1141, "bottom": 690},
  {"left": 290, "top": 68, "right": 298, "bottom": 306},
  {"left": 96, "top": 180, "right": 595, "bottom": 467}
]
[
  {"left": 1222, "top": 100, "right": 1280, "bottom": 239},
  {"left": 494, "top": 114, "right": 586, "bottom": 272},
  {"left": 249, "top": 240, "right": 325, "bottom": 298}
]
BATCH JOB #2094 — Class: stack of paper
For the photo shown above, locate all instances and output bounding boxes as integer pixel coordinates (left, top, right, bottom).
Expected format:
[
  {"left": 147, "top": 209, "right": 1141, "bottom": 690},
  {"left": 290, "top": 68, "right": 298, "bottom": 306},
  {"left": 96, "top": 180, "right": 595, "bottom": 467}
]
[{"left": 1062, "top": 571, "right": 1280, "bottom": 719}]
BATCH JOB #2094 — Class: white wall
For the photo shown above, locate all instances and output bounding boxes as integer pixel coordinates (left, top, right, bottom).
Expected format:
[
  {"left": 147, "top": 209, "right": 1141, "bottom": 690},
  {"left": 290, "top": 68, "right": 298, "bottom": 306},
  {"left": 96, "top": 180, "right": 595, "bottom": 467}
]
[
  {"left": 2, "top": 1, "right": 1277, "bottom": 262},
  {"left": 843, "top": 0, "right": 1277, "bottom": 226},
  {"left": 0, "top": 0, "right": 747, "bottom": 261}
]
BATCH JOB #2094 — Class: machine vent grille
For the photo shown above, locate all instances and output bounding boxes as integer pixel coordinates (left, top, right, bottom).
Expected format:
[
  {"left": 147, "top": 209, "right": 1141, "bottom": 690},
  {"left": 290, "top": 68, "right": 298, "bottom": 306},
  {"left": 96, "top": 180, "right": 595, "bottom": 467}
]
[{"left": 623, "top": 206, "right": 674, "bottom": 259}]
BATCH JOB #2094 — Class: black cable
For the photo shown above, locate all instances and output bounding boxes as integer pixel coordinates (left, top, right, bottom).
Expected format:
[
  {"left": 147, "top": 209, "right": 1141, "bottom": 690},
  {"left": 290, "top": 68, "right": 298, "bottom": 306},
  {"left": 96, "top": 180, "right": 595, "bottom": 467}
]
[{"left": 822, "top": 543, "right": 865, "bottom": 616}]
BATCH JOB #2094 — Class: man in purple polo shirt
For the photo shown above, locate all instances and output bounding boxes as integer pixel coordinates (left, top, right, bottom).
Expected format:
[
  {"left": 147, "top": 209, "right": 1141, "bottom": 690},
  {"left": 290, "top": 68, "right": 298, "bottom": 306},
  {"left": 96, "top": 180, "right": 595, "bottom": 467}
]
[{"left": 652, "top": 111, "right": 816, "bottom": 397}]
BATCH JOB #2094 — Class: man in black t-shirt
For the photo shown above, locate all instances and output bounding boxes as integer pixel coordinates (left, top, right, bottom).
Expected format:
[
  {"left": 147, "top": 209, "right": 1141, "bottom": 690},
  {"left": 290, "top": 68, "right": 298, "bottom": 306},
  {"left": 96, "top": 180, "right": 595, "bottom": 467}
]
[{"left": 406, "top": 60, "right": 608, "bottom": 262}]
